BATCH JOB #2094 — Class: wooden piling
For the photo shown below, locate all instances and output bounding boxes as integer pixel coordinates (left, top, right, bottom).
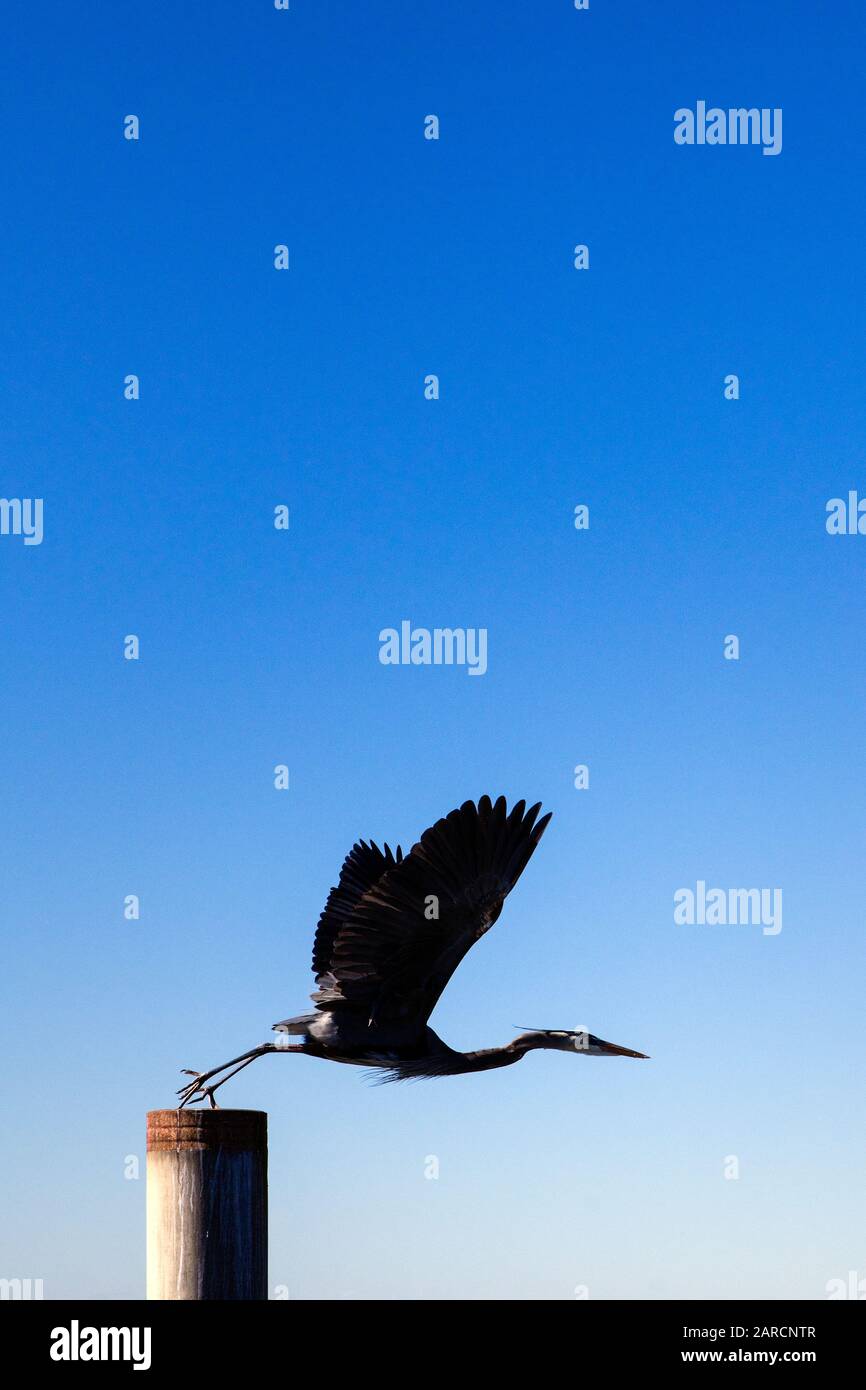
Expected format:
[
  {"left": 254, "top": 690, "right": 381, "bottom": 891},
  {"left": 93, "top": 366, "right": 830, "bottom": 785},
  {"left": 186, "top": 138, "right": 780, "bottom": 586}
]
[{"left": 146, "top": 1109, "right": 268, "bottom": 1300}]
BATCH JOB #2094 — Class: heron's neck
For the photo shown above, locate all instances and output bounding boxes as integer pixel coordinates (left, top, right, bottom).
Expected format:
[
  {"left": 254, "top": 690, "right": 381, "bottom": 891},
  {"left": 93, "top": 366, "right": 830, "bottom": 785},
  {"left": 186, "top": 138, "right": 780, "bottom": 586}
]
[{"left": 460, "top": 1042, "right": 525, "bottom": 1072}]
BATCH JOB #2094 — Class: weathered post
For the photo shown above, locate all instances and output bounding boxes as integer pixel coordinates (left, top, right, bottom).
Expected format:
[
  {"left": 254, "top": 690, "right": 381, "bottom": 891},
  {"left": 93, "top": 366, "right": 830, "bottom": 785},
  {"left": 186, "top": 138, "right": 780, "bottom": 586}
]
[{"left": 146, "top": 1109, "right": 268, "bottom": 1300}]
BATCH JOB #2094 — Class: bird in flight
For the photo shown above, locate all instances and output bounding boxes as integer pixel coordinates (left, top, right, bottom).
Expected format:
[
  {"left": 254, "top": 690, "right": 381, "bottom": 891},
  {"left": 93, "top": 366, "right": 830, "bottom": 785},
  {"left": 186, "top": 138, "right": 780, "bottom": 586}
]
[{"left": 178, "top": 796, "right": 648, "bottom": 1107}]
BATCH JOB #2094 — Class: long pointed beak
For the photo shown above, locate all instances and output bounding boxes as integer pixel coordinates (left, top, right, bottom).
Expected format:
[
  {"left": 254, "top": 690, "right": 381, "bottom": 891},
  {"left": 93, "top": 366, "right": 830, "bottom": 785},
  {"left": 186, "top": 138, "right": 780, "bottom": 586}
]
[{"left": 597, "top": 1038, "right": 650, "bottom": 1058}]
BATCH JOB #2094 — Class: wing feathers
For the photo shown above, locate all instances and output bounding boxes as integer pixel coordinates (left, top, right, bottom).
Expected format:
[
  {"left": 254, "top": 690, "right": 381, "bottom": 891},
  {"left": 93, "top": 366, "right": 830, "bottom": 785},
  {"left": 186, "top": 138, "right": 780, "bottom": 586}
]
[
  {"left": 311, "top": 838, "right": 403, "bottom": 980},
  {"left": 310, "top": 797, "right": 552, "bottom": 1031}
]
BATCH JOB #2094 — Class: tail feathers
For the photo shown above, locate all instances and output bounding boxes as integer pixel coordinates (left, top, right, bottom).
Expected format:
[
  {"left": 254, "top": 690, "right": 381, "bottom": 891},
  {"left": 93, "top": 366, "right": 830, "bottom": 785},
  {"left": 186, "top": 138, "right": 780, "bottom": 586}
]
[{"left": 272, "top": 1013, "right": 316, "bottom": 1035}]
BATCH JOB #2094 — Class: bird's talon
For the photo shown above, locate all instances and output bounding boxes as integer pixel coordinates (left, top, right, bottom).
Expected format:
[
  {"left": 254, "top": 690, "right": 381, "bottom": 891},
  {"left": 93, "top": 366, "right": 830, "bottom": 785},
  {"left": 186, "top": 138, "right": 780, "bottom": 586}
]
[
  {"left": 176, "top": 1071, "right": 209, "bottom": 1109},
  {"left": 175, "top": 1070, "right": 221, "bottom": 1110}
]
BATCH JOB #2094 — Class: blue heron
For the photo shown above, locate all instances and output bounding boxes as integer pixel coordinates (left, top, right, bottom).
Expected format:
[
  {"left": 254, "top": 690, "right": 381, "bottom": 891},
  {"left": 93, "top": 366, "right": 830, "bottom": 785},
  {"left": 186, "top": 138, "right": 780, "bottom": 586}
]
[{"left": 178, "top": 796, "right": 648, "bottom": 1107}]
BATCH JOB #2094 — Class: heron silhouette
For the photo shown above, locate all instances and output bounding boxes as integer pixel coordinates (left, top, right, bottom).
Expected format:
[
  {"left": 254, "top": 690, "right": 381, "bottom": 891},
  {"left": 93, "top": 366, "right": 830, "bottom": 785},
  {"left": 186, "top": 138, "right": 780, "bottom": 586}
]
[{"left": 178, "top": 796, "right": 648, "bottom": 1107}]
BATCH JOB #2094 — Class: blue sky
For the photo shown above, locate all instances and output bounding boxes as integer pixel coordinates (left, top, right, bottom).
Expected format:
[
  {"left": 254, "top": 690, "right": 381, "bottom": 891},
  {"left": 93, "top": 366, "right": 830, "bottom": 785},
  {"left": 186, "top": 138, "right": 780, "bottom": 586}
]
[{"left": 1, "top": 0, "right": 864, "bottom": 1299}]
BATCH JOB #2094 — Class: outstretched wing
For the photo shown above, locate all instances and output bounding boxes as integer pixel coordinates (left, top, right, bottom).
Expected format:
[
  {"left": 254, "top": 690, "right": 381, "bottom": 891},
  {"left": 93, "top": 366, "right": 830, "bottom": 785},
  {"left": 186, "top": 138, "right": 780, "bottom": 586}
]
[
  {"left": 311, "top": 796, "right": 552, "bottom": 1032},
  {"left": 312, "top": 839, "right": 404, "bottom": 982}
]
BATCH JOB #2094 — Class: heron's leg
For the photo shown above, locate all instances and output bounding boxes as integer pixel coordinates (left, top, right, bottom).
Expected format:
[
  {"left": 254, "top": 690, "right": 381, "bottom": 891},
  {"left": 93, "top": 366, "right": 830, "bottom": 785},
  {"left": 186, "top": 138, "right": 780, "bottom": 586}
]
[
  {"left": 178, "top": 1044, "right": 271, "bottom": 1103},
  {"left": 177, "top": 1042, "right": 303, "bottom": 1109},
  {"left": 191, "top": 1046, "right": 305, "bottom": 1108}
]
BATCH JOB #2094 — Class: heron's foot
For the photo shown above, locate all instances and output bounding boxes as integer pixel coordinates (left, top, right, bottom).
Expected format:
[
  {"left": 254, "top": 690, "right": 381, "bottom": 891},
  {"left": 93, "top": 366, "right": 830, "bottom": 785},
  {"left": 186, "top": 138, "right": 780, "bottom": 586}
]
[
  {"left": 177, "top": 1070, "right": 220, "bottom": 1109},
  {"left": 175, "top": 1043, "right": 277, "bottom": 1109}
]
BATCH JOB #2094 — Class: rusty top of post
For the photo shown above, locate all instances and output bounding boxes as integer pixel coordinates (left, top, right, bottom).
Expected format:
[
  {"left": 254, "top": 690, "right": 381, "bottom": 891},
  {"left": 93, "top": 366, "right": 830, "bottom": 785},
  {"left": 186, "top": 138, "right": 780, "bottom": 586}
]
[{"left": 147, "top": 1109, "right": 267, "bottom": 1153}]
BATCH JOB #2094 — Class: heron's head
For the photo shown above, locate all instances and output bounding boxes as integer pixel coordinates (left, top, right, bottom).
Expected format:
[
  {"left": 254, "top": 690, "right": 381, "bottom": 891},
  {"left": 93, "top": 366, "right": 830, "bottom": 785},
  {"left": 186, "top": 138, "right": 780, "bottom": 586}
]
[{"left": 514, "top": 1028, "right": 649, "bottom": 1059}]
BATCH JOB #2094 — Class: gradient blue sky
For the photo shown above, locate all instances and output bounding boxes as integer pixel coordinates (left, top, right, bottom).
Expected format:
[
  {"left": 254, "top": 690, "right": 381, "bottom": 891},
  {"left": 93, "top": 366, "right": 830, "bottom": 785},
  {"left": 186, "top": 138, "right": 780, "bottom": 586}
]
[{"left": 2, "top": 0, "right": 864, "bottom": 1300}]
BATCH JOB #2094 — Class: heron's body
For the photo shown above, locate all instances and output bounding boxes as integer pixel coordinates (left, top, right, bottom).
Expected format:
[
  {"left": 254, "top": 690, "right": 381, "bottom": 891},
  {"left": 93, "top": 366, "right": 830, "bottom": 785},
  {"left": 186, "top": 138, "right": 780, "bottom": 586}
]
[
  {"left": 277, "top": 1017, "right": 527, "bottom": 1078},
  {"left": 179, "top": 796, "right": 647, "bottom": 1107}
]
